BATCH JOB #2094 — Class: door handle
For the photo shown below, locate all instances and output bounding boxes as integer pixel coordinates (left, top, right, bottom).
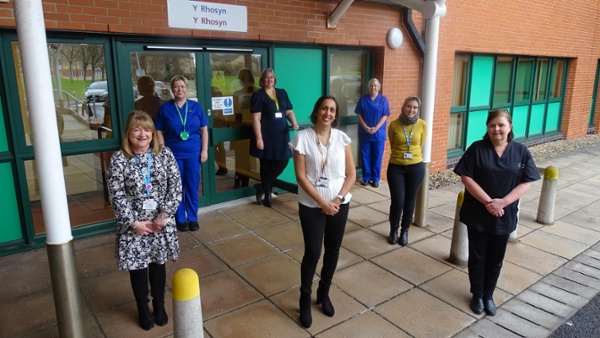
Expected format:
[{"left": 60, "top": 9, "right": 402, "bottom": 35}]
[{"left": 207, "top": 109, "right": 211, "bottom": 116}]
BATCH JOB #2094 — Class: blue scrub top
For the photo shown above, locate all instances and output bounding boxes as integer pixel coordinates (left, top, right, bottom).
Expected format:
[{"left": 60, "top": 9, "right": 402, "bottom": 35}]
[
  {"left": 354, "top": 93, "right": 390, "bottom": 142},
  {"left": 155, "top": 99, "right": 208, "bottom": 159}
]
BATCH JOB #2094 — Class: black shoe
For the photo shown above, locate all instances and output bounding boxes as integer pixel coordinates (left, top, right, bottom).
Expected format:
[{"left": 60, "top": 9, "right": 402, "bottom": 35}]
[
  {"left": 360, "top": 180, "right": 369, "bottom": 186},
  {"left": 299, "top": 293, "right": 312, "bottom": 328},
  {"left": 484, "top": 297, "right": 497, "bottom": 316},
  {"left": 254, "top": 183, "right": 263, "bottom": 205},
  {"left": 215, "top": 167, "right": 228, "bottom": 175},
  {"left": 188, "top": 221, "right": 199, "bottom": 231},
  {"left": 176, "top": 222, "right": 189, "bottom": 232},
  {"left": 370, "top": 181, "right": 379, "bottom": 188},
  {"left": 263, "top": 191, "right": 273, "bottom": 208},
  {"left": 136, "top": 299, "right": 155, "bottom": 331},
  {"left": 470, "top": 296, "right": 484, "bottom": 315},
  {"left": 316, "top": 292, "right": 335, "bottom": 317},
  {"left": 152, "top": 299, "right": 168, "bottom": 326},
  {"left": 388, "top": 229, "right": 398, "bottom": 244},
  {"left": 399, "top": 230, "right": 408, "bottom": 246}
]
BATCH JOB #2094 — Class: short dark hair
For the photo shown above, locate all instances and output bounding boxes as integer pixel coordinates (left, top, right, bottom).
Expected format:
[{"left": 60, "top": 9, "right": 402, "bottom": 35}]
[
  {"left": 483, "top": 108, "right": 514, "bottom": 142},
  {"left": 309, "top": 95, "right": 340, "bottom": 128}
]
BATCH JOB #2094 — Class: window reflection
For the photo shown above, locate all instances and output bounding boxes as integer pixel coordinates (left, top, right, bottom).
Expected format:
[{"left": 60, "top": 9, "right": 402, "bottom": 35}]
[
  {"left": 493, "top": 56, "right": 513, "bottom": 105},
  {"left": 452, "top": 56, "right": 469, "bottom": 107},
  {"left": 330, "top": 53, "right": 367, "bottom": 117},
  {"left": 13, "top": 42, "right": 111, "bottom": 145},
  {"left": 26, "top": 152, "right": 116, "bottom": 235}
]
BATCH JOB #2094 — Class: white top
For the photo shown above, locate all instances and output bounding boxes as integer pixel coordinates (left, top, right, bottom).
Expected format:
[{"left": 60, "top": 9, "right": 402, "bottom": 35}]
[{"left": 289, "top": 127, "right": 351, "bottom": 208}]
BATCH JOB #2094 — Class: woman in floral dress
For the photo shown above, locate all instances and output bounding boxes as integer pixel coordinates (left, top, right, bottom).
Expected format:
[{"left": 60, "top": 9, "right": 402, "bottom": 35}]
[{"left": 107, "top": 110, "right": 182, "bottom": 330}]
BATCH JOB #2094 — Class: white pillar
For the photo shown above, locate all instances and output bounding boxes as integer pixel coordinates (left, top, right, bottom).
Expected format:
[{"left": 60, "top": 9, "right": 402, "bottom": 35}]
[{"left": 14, "top": 1, "right": 83, "bottom": 336}]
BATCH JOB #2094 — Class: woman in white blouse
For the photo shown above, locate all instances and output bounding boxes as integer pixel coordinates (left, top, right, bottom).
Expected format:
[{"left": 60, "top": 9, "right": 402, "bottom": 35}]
[{"left": 289, "top": 95, "right": 356, "bottom": 328}]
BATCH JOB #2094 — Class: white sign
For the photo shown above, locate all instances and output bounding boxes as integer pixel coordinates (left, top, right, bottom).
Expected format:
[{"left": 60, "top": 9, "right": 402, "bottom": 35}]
[
  {"left": 212, "top": 96, "right": 234, "bottom": 115},
  {"left": 167, "top": 0, "right": 248, "bottom": 32}
]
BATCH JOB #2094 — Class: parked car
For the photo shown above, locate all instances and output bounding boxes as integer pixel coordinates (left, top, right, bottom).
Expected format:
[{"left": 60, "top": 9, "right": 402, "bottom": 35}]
[{"left": 85, "top": 81, "right": 108, "bottom": 102}]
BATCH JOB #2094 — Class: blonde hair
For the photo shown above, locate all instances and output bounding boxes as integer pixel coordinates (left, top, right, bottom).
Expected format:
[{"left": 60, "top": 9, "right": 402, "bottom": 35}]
[
  {"left": 170, "top": 75, "right": 188, "bottom": 89},
  {"left": 121, "top": 110, "right": 161, "bottom": 158}
]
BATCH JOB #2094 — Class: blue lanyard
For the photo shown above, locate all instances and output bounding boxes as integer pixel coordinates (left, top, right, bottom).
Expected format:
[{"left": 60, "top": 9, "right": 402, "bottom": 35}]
[
  {"left": 175, "top": 100, "right": 188, "bottom": 131},
  {"left": 403, "top": 124, "right": 414, "bottom": 151},
  {"left": 134, "top": 152, "right": 152, "bottom": 196}
]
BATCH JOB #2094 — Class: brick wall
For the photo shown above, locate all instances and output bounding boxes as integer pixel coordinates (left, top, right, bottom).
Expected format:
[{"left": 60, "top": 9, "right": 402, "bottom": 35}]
[{"left": 0, "top": 0, "right": 598, "bottom": 174}]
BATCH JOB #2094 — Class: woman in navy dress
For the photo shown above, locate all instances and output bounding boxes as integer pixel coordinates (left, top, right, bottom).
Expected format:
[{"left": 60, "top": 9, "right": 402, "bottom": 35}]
[
  {"left": 454, "top": 108, "right": 540, "bottom": 316},
  {"left": 250, "top": 68, "right": 299, "bottom": 207},
  {"left": 155, "top": 75, "right": 208, "bottom": 232}
]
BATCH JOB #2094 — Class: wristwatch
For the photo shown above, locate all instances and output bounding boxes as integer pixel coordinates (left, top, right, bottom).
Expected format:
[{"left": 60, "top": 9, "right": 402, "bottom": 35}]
[
  {"left": 158, "top": 212, "right": 170, "bottom": 219},
  {"left": 337, "top": 195, "right": 345, "bottom": 203}
]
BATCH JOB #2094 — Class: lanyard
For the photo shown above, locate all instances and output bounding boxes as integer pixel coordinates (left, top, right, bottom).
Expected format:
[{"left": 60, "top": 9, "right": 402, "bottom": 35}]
[
  {"left": 175, "top": 100, "right": 188, "bottom": 131},
  {"left": 134, "top": 152, "right": 152, "bottom": 196},
  {"left": 314, "top": 128, "right": 330, "bottom": 175},
  {"left": 403, "top": 124, "right": 415, "bottom": 151},
  {"left": 268, "top": 90, "right": 279, "bottom": 110}
]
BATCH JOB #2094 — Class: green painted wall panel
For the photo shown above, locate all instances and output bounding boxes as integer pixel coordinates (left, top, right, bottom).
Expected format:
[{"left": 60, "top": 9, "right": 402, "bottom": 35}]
[
  {"left": 529, "top": 104, "right": 545, "bottom": 135},
  {"left": 0, "top": 163, "right": 22, "bottom": 243},
  {"left": 469, "top": 56, "right": 494, "bottom": 107},
  {"left": 512, "top": 106, "right": 529, "bottom": 138},
  {"left": 546, "top": 102, "right": 561, "bottom": 132},
  {"left": 465, "top": 110, "right": 488, "bottom": 149},
  {"left": 273, "top": 47, "right": 323, "bottom": 184}
]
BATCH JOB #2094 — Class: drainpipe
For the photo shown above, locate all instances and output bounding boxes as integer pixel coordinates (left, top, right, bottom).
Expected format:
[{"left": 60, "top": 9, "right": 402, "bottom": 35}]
[
  {"left": 14, "top": 1, "right": 84, "bottom": 337},
  {"left": 414, "top": 0, "right": 447, "bottom": 228},
  {"left": 327, "top": 0, "right": 355, "bottom": 29}
]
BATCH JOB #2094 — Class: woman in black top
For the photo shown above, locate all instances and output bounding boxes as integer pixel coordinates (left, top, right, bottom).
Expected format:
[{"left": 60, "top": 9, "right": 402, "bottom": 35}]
[
  {"left": 454, "top": 108, "right": 540, "bottom": 316},
  {"left": 250, "top": 68, "right": 299, "bottom": 207}
]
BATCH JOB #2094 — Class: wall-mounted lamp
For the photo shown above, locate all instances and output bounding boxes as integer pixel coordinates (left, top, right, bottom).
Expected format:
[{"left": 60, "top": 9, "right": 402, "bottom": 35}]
[{"left": 387, "top": 27, "right": 403, "bottom": 49}]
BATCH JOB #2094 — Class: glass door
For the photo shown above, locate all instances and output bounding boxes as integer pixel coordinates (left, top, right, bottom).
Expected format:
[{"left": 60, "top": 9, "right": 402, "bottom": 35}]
[{"left": 115, "top": 42, "right": 267, "bottom": 206}]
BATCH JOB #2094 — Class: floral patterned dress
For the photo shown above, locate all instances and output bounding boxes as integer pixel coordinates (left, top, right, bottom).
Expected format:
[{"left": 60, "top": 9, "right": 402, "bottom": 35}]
[{"left": 107, "top": 146, "right": 182, "bottom": 271}]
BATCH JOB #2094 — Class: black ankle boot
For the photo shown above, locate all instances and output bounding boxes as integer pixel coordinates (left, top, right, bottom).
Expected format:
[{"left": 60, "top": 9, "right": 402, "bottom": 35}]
[
  {"left": 316, "top": 283, "right": 334, "bottom": 317},
  {"left": 263, "top": 189, "right": 273, "bottom": 207},
  {"left": 388, "top": 228, "right": 398, "bottom": 244},
  {"left": 254, "top": 183, "right": 263, "bottom": 205},
  {"left": 299, "top": 293, "right": 312, "bottom": 328},
  {"left": 399, "top": 229, "right": 408, "bottom": 246},
  {"left": 136, "top": 299, "right": 154, "bottom": 330},
  {"left": 152, "top": 299, "right": 168, "bottom": 326}
]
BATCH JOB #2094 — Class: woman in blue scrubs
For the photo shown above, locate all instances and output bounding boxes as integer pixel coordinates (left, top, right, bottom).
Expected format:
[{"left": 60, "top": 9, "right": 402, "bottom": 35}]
[
  {"left": 454, "top": 109, "right": 540, "bottom": 316},
  {"left": 354, "top": 78, "right": 390, "bottom": 188},
  {"left": 155, "top": 75, "right": 208, "bottom": 232}
]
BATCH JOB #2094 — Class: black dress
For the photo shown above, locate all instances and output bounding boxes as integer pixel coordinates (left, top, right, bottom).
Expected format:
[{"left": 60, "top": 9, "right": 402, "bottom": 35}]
[{"left": 250, "top": 88, "right": 293, "bottom": 160}]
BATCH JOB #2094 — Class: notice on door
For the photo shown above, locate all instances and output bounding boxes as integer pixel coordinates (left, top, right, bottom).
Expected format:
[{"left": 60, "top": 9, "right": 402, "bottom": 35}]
[{"left": 167, "top": 0, "right": 248, "bottom": 32}]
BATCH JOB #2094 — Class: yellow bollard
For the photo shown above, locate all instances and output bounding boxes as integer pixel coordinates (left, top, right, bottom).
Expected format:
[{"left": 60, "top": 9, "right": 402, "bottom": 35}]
[
  {"left": 448, "top": 191, "right": 468, "bottom": 266},
  {"left": 537, "top": 166, "right": 559, "bottom": 225},
  {"left": 173, "top": 268, "right": 204, "bottom": 338}
]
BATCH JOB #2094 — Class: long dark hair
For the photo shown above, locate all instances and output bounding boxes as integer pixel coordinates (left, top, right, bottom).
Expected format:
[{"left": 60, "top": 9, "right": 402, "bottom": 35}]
[
  {"left": 483, "top": 108, "right": 514, "bottom": 142},
  {"left": 310, "top": 95, "right": 340, "bottom": 128}
]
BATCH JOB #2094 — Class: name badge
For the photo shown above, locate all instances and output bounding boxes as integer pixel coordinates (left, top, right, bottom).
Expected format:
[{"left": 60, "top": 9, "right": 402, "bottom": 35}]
[
  {"left": 316, "top": 177, "right": 329, "bottom": 188},
  {"left": 180, "top": 131, "right": 189, "bottom": 140},
  {"left": 143, "top": 199, "right": 158, "bottom": 210},
  {"left": 275, "top": 112, "right": 283, "bottom": 118},
  {"left": 403, "top": 152, "right": 413, "bottom": 159}
]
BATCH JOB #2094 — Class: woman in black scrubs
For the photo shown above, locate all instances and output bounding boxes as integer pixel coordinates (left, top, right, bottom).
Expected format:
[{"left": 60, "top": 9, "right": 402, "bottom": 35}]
[
  {"left": 454, "top": 108, "right": 540, "bottom": 316},
  {"left": 250, "top": 68, "right": 299, "bottom": 207}
]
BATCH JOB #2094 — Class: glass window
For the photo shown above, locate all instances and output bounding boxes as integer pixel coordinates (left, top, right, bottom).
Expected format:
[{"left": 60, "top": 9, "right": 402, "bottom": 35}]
[
  {"left": 534, "top": 58, "right": 549, "bottom": 101},
  {"left": 13, "top": 42, "right": 112, "bottom": 146},
  {"left": 26, "top": 152, "right": 116, "bottom": 234},
  {"left": 329, "top": 52, "right": 367, "bottom": 117},
  {"left": 549, "top": 59, "right": 566, "bottom": 99},
  {"left": 452, "top": 55, "right": 469, "bottom": 107},
  {"left": 514, "top": 59, "right": 533, "bottom": 102},
  {"left": 493, "top": 56, "right": 513, "bottom": 105},
  {"left": 447, "top": 113, "right": 464, "bottom": 150}
]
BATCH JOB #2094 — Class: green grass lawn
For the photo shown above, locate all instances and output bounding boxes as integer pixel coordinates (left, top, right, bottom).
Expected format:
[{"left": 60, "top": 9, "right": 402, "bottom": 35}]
[{"left": 54, "top": 77, "right": 94, "bottom": 99}]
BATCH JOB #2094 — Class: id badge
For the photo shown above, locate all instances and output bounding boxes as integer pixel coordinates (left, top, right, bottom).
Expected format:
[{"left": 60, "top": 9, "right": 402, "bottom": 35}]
[
  {"left": 316, "top": 177, "right": 329, "bottom": 188},
  {"left": 180, "top": 131, "right": 189, "bottom": 140},
  {"left": 143, "top": 199, "right": 158, "bottom": 210},
  {"left": 275, "top": 111, "right": 283, "bottom": 118},
  {"left": 403, "top": 152, "right": 413, "bottom": 159}
]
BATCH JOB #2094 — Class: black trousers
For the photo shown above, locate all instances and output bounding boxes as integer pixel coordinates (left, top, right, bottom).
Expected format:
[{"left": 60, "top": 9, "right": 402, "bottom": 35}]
[
  {"left": 467, "top": 229, "right": 509, "bottom": 299},
  {"left": 299, "top": 203, "right": 349, "bottom": 295},
  {"left": 259, "top": 158, "right": 289, "bottom": 193},
  {"left": 387, "top": 162, "right": 425, "bottom": 230}
]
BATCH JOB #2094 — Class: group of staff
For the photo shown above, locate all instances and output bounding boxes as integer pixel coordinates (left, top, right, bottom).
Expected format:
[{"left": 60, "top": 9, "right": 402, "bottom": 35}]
[{"left": 107, "top": 70, "right": 540, "bottom": 331}]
